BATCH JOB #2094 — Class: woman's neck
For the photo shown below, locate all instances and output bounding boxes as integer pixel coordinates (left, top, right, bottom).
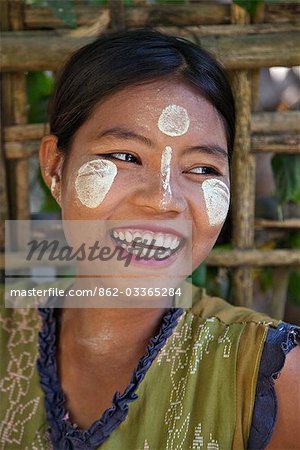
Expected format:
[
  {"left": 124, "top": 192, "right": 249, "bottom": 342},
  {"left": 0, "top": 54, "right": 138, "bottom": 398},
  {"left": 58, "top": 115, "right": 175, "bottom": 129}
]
[{"left": 57, "top": 306, "right": 169, "bottom": 362}]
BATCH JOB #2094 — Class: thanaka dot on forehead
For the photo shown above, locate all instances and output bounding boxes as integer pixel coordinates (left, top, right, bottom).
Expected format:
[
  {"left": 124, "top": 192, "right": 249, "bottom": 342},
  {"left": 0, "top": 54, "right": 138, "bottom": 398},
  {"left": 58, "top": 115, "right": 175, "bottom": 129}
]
[{"left": 158, "top": 105, "right": 190, "bottom": 137}]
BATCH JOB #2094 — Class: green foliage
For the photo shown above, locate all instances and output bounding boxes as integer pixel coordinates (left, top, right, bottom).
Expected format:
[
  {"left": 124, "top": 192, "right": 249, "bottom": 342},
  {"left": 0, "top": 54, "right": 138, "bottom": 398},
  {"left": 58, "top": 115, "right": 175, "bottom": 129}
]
[
  {"left": 257, "top": 267, "right": 273, "bottom": 292},
  {"left": 233, "top": 0, "right": 299, "bottom": 15},
  {"left": 287, "top": 270, "right": 300, "bottom": 306},
  {"left": 154, "top": 0, "right": 186, "bottom": 3},
  {"left": 27, "top": 72, "right": 54, "bottom": 124},
  {"left": 277, "top": 231, "right": 300, "bottom": 250},
  {"left": 27, "top": 71, "right": 59, "bottom": 212},
  {"left": 89, "top": 0, "right": 140, "bottom": 5},
  {"left": 192, "top": 264, "right": 207, "bottom": 287},
  {"left": 26, "top": 0, "right": 77, "bottom": 28},
  {"left": 88, "top": 0, "right": 107, "bottom": 5},
  {"left": 233, "top": 0, "right": 263, "bottom": 15},
  {"left": 271, "top": 154, "right": 300, "bottom": 205},
  {"left": 287, "top": 232, "right": 300, "bottom": 249},
  {"left": 191, "top": 245, "right": 232, "bottom": 300}
]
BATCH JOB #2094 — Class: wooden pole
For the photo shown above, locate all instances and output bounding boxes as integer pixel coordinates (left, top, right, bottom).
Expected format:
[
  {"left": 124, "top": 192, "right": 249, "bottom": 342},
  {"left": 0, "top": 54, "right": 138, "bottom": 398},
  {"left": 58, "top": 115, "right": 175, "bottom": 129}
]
[
  {"left": 251, "top": 2, "right": 265, "bottom": 113},
  {"left": 271, "top": 267, "right": 291, "bottom": 319},
  {"left": 0, "top": 2, "right": 9, "bottom": 273},
  {"left": 205, "top": 250, "right": 300, "bottom": 267},
  {"left": 4, "top": 112, "right": 299, "bottom": 141},
  {"left": 230, "top": 3, "right": 255, "bottom": 307},
  {"left": 1, "top": 249, "right": 299, "bottom": 271},
  {"left": 251, "top": 111, "right": 300, "bottom": 133},
  {"left": 252, "top": 133, "right": 300, "bottom": 153},
  {"left": 2, "top": 31, "right": 300, "bottom": 72},
  {"left": 22, "top": 3, "right": 300, "bottom": 30},
  {"left": 6, "top": 0, "right": 30, "bottom": 221},
  {"left": 109, "top": 0, "right": 125, "bottom": 31}
]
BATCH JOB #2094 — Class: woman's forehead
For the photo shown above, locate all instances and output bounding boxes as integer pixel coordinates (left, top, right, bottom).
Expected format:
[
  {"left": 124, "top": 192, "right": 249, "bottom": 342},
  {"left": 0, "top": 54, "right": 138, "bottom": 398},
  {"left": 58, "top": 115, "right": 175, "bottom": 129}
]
[{"left": 86, "top": 80, "right": 225, "bottom": 137}]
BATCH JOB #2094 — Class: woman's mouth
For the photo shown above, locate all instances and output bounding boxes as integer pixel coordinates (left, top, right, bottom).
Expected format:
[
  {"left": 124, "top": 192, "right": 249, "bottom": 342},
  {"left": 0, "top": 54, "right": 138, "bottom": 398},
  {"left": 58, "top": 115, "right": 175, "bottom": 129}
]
[{"left": 110, "top": 227, "right": 185, "bottom": 261}]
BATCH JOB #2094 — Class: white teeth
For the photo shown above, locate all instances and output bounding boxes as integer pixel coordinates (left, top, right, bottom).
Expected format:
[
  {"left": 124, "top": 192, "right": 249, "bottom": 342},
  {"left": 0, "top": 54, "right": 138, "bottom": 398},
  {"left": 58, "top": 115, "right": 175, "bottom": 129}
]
[
  {"left": 112, "top": 229, "right": 182, "bottom": 252},
  {"left": 141, "top": 248, "right": 149, "bottom": 257},
  {"left": 128, "top": 247, "right": 140, "bottom": 255},
  {"left": 156, "top": 249, "right": 171, "bottom": 259},
  {"left": 133, "top": 231, "right": 142, "bottom": 240},
  {"left": 170, "top": 238, "right": 180, "bottom": 250},
  {"left": 125, "top": 231, "right": 132, "bottom": 243},
  {"left": 148, "top": 249, "right": 156, "bottom": 258},
  {"left": 143, "top": 232, "right": 153, "bottom": 244},
  {"left": 164, "top": 235, "right": 172, "bottom": 248},
  {"left": 155, "top": 234, "right": 164, "bottom": 247}
]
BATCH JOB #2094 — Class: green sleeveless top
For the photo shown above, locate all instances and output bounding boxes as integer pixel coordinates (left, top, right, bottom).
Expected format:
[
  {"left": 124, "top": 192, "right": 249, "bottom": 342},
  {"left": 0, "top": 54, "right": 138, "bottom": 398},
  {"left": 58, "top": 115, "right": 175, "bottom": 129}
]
[{"left": 0, "top": 286, "right": 280, "bottom": 449}]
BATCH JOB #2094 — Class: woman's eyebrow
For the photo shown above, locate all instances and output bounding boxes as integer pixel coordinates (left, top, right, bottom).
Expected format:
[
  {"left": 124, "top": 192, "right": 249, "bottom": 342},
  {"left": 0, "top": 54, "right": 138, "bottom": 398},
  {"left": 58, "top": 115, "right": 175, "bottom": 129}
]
[
  {"left": 95, "top": 127, "right": 153, "bottom": 147},
  {"left": 186, "top": 145, "right": 228, "bottom": 161}
]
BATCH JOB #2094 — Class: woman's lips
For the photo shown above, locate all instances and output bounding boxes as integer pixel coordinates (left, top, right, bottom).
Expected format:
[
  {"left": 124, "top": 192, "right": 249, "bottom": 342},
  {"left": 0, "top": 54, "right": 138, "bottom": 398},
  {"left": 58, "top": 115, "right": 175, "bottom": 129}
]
[
  {"left": 110, "top": 227, "right": 184, "bottom": 253},
  {"left": 109, "top": 230, "right": 186, "bottom": 267}
]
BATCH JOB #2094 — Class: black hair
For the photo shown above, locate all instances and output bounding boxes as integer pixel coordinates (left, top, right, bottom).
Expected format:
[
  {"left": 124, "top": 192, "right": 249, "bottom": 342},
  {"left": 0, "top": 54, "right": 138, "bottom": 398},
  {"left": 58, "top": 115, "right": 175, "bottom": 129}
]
[{"left": 49, "top": 28, "right": 235, "bottom": 159}]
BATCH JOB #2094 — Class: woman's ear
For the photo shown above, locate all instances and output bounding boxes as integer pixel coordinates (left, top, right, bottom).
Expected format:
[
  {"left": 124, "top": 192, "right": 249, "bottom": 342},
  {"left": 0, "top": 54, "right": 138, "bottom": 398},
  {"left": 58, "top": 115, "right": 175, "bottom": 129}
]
[{"left": 39, "top": 135, "right": 64, "bottom": 206}]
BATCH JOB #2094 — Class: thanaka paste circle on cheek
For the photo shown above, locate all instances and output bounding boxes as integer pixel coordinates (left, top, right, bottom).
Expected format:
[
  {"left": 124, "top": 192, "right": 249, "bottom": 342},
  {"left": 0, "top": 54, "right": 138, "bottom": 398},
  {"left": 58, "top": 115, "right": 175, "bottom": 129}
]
[
  {"left": 75, "top": 159, "right": 117, "bottom": 208},
  {"left": 201, "top": 179, "right": 230, "bottom": 226},
  {"left": 158, "top": 105, "right": 190, "bottom": 137}
]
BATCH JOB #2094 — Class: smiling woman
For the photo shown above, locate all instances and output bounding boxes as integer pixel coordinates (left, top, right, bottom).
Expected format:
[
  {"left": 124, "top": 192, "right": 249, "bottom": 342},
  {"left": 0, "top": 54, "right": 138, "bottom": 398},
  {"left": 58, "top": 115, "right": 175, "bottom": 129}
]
[{"left": 1, "top": 29, "right": 299, "bottom": 450}]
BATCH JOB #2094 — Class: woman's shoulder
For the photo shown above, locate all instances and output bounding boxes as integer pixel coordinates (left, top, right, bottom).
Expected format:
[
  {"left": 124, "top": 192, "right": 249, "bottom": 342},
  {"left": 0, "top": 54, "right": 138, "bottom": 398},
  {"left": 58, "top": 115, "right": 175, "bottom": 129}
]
[
  {"left": 248, "top": 320, "right": 300, "bottom": 449},
  {"left": 189, "top": 285, "right": 280, "bottom": 327},
  {"left": 186, "top": 287, "right": 300, "bottom": 449},
  {"left": 266, "top": 343, "right": 300, "bottom": 449}
]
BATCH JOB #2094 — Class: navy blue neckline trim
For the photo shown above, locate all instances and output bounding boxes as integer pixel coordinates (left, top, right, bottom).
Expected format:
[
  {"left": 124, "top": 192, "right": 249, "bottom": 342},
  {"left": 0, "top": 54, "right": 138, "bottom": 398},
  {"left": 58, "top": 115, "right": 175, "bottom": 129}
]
[{"left": 37, "top": 306, "right": 184, "bottom": 449}]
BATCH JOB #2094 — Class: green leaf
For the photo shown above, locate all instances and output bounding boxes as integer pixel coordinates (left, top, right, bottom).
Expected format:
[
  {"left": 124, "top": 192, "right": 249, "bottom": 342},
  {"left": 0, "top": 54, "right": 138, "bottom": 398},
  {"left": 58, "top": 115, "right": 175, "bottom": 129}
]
[
  {"left": 30, "top": 0, "right": 77, "bottom": 28},
  {"left": 87, "top": 0, "right": 107, "bottom": 5},
  {"left": 50, "top": 0, "right": 77, "bottom": 28},
  {"left": 265, "top": 0, "right": 299, "bottom": 3},
  {"left": 283, "top": 231, "right": 300, "bottom": 249},
  {"left": 287, "top": 270, "right": 300, "bottom": 306},
  {"left": 233, "top": 0, "right": 263, "bottom": 15},
  {"left": 192, "top": 264, "right": 207, "bottom": 287},
  {"left": 27, "top": 72, "right": 55, "bottom": 123},
  {"left": 259, "top": 267, "right": 273, "bottom": 292},
  {"left": 271, "top": 154, "right": 300, "bottom": 205}
]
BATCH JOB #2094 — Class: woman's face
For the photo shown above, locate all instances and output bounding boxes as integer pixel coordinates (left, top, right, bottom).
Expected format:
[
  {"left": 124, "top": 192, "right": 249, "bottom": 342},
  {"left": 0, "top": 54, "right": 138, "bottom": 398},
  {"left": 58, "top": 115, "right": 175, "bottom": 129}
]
[{"left": 42, "top": 79, "right": 230, "bottom": 277}]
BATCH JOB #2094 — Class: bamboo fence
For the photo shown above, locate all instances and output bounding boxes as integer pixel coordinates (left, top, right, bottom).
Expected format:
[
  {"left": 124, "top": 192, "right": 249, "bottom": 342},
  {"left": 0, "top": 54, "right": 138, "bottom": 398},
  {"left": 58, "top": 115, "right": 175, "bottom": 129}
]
[{"left": 1, "top": 0, "right": 300, "bottom": 315}]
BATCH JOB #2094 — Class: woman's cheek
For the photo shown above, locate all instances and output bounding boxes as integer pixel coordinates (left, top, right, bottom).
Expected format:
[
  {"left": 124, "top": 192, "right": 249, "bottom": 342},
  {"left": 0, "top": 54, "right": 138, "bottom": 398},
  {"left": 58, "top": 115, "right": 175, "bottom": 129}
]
[
  {"left": 191, "top": 179, "right": 230, "bottom": 268},
  {"left": 74, "top": 159, "right": 117, "bottom": 209},
  {"left": 201, "top": 179, "right": 230, "bottom": 227}
]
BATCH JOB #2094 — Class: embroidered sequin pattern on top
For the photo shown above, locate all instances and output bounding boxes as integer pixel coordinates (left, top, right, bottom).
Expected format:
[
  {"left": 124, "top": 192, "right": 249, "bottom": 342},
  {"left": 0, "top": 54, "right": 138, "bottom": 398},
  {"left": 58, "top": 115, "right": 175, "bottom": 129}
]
[
  {"left": 0, "top": 307, "right": 45, "bottom": 449},
  {"left": 154, "top": 314, "right": 231, "bottom": 450}
]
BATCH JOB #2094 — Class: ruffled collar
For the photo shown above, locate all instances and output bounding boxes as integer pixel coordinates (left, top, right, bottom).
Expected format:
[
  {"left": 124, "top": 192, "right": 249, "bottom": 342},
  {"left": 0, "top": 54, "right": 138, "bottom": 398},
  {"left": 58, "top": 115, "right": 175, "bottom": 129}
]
[{"left": 37, "top": 306, "right": 184, "bottom": 449}]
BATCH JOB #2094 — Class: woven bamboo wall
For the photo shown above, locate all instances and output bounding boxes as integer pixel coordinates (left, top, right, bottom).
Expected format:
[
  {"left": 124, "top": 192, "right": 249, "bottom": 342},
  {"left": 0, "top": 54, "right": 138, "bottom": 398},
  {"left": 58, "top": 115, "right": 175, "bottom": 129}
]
[{"left": 1, "top": 0, "right": 300, "bottom": 315}]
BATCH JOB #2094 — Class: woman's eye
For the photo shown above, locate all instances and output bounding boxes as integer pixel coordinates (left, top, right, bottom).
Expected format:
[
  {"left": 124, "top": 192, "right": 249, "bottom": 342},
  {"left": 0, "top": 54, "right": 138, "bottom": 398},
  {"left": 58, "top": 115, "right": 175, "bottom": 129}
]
[
  {"left": 102, "top": 153, "right": 139, "bottom": 164},
  {"left": 188, "top": 166, "right": 220, "bottom": 175}
]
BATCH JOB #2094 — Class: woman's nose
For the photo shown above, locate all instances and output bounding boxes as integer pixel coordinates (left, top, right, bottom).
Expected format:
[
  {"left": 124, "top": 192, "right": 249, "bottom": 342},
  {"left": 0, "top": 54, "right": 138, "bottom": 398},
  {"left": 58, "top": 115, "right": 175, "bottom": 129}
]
[{"left": 131, "top": 171, "right": 188, "bottom": 215}]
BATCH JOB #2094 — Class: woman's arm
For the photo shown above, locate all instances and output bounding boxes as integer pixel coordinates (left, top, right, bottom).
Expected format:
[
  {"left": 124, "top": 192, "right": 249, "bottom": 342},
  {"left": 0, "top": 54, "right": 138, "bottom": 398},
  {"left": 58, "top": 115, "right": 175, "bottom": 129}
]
[{"left": 266, "top": 345, "right": 300, "bottom": 450}]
